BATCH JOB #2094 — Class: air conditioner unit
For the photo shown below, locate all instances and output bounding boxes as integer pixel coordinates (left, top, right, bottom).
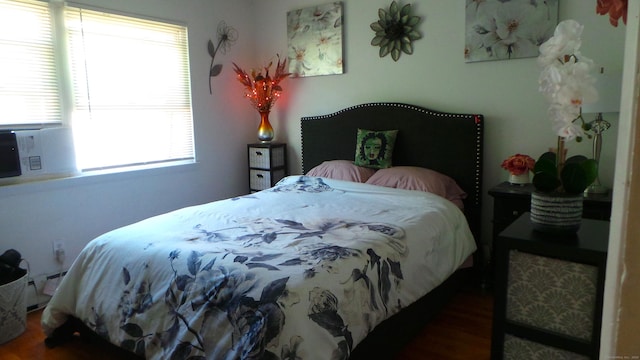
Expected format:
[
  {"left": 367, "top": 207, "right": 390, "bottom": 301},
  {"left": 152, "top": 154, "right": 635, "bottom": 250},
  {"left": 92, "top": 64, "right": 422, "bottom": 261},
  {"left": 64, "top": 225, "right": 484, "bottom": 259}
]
[
  {"left": 14, "top": 127, "right": 78, "bottom": 179},
  {"left": 0, "top": 132, "right": 21, "bottom": 178}
]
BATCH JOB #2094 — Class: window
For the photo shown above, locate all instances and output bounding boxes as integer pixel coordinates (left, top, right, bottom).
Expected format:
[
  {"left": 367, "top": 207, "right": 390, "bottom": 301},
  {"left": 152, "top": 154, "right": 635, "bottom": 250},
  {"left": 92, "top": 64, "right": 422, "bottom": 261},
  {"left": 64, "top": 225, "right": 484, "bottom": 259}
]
[
  {"left": 0, "top": 0, "right": 60, "bottom": 129},
  {"left": 65, "top": 7, "right": 194, "bottom": 170},
  {"left": 0, "top": 0, "right": 194, "bottom": 172}
]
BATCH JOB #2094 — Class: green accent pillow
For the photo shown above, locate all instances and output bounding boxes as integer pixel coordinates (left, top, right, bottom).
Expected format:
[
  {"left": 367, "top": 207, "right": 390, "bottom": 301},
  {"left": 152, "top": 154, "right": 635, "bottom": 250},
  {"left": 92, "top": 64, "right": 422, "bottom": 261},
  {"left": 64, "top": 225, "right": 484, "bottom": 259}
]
[{"left": 354, "top": 129, "right": 398, "bottom": 169}]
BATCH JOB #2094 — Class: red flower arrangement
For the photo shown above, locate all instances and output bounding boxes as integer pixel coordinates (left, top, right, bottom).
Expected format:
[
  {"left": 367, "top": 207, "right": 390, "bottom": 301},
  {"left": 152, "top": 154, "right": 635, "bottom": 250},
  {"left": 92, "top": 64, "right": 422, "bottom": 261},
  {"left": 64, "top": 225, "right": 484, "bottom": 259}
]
[
  {"left": 501, "top": 154, "right": 535, "bottom": 176},
  {"left": 596, "top": 0, "right": 627, "bottom": 27},
  {"left": 232, "top": 55, "right": 290, "bottom": 113}
]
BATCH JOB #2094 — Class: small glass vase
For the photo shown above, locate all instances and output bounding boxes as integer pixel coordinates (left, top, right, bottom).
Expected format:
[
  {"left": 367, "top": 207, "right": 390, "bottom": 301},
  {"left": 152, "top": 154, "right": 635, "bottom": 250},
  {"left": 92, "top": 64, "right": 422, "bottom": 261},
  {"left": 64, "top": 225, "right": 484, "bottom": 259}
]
[
  {"left": 257, "top": 111, "right": 274, "bottom": 142},
  {"left": 508, "top": 173, "right": 530, "bottom": 185}
]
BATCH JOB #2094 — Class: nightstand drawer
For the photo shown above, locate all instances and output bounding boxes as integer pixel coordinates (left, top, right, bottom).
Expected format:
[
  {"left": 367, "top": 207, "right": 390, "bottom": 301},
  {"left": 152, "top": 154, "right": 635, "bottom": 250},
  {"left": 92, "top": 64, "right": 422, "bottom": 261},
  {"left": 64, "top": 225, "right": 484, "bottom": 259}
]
[
  {"left": 504, "top": 335, "right": 589, "bottom": 360},
  {"left": 493, "top": 197, "right": 530, "bottom": 222},
  {"left": 491, "top": 214, "right": 609, "bottom": 360},
  {"left": 247, "top": 143, "right": 287, "bottom": 193},
  {"left": 507, "top": 251, "right": 597, "bottom": 341},
  {"left": 248, "top": 145, "right": 286, "bottom": 169},
  {"left": 249, "top": 169, "right": 286, "bottom": 191},
  {"left": 486, "top": 181, "right": 612, "bottom": 292}
]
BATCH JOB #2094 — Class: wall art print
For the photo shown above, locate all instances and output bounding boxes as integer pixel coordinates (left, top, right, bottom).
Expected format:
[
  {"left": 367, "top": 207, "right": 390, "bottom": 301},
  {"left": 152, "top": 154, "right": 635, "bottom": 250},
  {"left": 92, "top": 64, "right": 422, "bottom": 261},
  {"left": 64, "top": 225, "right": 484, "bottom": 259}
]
[
  {"left": 287, "top": 2, "right": 344, "bottom": 77},
  {"left": 465, "top": 0, "right": 558, "bottom": 63}
]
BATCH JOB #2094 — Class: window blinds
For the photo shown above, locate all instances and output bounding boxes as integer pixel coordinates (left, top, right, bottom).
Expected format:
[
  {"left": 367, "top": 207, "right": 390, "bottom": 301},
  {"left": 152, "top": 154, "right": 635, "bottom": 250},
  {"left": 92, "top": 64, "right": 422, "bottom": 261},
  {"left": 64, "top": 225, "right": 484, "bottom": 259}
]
[
  {"left": 0, "top": 0, "right": 61, "bottom": 130},
  {"left": 64, "top": 7, "right": 194, "bottom": 170}
]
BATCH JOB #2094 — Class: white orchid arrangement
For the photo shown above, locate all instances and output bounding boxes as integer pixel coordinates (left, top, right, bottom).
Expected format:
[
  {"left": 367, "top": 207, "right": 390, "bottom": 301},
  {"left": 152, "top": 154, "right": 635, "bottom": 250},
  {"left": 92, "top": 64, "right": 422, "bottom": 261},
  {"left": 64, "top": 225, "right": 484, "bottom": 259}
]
[
  {"left": 538, "top": 19, "right": 598, "bottom": 142},
  {"left": 532, "top": 20, "right": 599, "bottom": 195}
]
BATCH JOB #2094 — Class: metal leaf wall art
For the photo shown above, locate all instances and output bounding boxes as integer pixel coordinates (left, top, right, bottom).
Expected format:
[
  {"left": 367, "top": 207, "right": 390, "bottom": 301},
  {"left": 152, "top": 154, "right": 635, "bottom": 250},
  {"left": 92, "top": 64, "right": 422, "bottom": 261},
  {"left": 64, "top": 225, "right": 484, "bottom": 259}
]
[
  {"left": 370, "top": 1, "right": 422, "bottom": 62},
  {"left": 208, "top": 21, "right": 238, "bottom": 94}
]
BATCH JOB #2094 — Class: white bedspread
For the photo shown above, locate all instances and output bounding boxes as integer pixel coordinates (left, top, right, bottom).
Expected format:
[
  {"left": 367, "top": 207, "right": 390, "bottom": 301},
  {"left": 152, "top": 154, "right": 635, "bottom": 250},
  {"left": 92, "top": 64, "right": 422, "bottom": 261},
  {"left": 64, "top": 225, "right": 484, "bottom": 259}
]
[{"left": 42, "top": 176, "right": 476, "bottom": 360}]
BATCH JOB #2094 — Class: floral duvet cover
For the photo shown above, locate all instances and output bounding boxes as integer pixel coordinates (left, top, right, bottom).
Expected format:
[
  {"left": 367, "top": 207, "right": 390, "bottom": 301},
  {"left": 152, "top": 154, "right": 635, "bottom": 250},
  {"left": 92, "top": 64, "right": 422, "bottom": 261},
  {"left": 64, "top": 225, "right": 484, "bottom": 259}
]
[{"left": 42, "top": 176, "right": 475, "bottom": 360}]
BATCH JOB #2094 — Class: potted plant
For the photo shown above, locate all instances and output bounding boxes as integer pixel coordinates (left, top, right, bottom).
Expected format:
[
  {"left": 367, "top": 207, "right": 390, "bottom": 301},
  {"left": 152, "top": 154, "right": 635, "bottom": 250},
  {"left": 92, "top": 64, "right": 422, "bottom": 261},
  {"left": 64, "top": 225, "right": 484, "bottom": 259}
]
[
  {"left": 533, "top": 19, "right": 600, "bottom": 232},
  {"left": 529, "top": 150, "right": 598, "bottom": 232},
  {"left": 532, "top": 152, "right": 598, "bottom": 195}
]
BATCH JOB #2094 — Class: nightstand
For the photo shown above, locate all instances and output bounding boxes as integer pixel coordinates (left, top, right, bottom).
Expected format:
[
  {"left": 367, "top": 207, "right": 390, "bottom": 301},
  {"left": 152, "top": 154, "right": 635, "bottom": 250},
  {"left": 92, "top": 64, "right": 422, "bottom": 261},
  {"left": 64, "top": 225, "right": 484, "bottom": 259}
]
[
  {"left": 485, "top": 182, "right": 612, "bottom": 287},
  {"left": 247, "top": 143, "right": 287, "bottom": 192},
  {"left": 491, "top": 213, "right": 609, "bottom": 360}
]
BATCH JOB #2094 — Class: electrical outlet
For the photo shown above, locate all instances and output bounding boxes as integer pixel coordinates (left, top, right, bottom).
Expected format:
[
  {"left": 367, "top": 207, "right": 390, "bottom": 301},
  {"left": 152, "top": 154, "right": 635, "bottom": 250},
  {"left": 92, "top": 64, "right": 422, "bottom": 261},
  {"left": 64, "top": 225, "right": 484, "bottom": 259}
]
[
  {"left": 52, "top": 239, "right": 64, "bottom": 253},
  {"left": 52, "top": 239, "right": 65, "bottom": 264}
]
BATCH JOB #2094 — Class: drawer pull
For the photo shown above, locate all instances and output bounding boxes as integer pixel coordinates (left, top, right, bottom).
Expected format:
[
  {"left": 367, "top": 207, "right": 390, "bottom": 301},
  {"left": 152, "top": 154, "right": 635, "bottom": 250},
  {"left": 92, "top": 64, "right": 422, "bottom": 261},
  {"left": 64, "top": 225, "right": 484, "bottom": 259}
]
[
  {"left": 255, "top": 151, "right": 263, "bottom": 156},
  {"left": 256, "top": 174, "right": 264, "bottom": 178}
]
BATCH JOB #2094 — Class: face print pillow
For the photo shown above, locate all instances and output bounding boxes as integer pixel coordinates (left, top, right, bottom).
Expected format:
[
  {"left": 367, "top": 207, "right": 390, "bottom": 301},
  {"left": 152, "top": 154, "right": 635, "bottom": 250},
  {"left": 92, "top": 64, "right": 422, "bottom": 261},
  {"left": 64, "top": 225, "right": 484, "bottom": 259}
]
[{"left": 354, "top": 129, "right": 398, "bottom": 169}]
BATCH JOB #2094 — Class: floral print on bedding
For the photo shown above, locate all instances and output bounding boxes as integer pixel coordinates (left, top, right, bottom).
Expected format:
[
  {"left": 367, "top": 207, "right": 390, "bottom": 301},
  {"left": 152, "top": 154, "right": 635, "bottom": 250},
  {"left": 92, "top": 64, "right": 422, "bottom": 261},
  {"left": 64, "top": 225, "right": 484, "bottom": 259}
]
[{"left": 42, "top": 176, "right": 476, "bottom": 360}]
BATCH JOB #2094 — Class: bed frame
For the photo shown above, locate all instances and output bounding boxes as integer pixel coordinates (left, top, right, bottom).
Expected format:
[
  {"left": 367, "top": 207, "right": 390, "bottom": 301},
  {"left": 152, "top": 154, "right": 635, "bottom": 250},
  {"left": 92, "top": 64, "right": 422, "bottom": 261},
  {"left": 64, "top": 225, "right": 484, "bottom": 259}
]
[
  {"left": 46, "top": 102, "right": 484, "bottom": 359},
  {"left": 300, "top": 102, "right": 484, "bottom": 359}
]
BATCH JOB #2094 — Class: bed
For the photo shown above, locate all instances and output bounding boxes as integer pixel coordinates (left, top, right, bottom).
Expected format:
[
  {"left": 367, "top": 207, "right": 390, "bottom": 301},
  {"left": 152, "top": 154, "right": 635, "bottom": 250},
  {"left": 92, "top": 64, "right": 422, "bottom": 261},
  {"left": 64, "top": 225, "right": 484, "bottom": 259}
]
[{"left": 42, "top": 102, "right": 484, "bottom": 359}]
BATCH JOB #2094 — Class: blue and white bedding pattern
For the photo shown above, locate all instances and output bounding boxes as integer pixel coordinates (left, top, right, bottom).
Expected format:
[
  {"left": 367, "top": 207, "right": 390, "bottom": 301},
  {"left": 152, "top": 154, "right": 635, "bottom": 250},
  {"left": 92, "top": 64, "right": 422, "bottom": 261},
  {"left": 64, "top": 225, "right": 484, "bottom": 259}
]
[{"left": 42, "top": 176, "right": 476, "bottom": 360}]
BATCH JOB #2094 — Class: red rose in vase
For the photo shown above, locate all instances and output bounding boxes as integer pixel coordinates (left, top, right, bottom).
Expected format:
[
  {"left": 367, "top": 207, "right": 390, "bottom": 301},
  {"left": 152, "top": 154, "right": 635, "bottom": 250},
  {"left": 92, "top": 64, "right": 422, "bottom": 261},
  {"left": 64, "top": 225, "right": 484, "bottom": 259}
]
[{"left": 501, "top": 154, "right": 535, "bottom": 176}]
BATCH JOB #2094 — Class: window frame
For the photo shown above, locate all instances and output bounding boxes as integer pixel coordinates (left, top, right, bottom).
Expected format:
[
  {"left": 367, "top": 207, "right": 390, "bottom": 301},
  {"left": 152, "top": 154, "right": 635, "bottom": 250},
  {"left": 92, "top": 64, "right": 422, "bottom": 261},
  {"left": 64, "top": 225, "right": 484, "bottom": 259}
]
[{"left": 0, "top": 0, "right": 196, "bottom": 178}]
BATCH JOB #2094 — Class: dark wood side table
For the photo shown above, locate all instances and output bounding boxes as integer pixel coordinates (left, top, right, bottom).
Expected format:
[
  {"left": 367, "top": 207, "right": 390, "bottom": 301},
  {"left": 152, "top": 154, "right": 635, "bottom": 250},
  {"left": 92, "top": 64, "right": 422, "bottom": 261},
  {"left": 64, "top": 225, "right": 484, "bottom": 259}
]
[
  {"left": 484, "top": 182, "right": 612, "bottom": 287},
  {"left": 491, "top": 213, "right": 609, "bottom": 359},
  {"left": 247, "top": 143, "right": 287, "bottom": 192}
]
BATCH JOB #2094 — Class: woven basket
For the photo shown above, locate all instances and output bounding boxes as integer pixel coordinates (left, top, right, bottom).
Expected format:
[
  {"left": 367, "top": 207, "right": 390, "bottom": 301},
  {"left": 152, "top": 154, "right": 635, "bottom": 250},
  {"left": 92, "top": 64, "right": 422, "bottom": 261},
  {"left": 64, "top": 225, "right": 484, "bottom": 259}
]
[{"left": 0, "top": 272, "right": 28, "bottom": 344}]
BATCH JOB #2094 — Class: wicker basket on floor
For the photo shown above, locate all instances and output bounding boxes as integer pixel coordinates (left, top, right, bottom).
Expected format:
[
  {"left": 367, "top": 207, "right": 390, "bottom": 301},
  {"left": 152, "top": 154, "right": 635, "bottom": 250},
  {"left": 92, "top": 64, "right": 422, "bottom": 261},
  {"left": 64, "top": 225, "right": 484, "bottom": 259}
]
[{"left": 0, "top": 272, "right": 28, "bottom": 344}]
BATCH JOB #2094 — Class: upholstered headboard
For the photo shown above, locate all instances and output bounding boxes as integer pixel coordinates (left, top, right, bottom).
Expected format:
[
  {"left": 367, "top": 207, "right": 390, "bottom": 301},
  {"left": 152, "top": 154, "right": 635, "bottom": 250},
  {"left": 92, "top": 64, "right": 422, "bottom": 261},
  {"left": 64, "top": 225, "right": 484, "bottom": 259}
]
[{"left": 300, "top": 102, "right": 484, "bottom": 253}]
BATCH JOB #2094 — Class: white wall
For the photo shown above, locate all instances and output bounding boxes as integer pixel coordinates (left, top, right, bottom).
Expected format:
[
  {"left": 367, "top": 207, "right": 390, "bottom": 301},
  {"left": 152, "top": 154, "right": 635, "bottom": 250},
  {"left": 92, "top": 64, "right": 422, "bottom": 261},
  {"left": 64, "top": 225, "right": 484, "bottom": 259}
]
[
  {"left": 252, "top": 0, "right": 626, "bottom": 252},
  {"left": 0, "top": 0, "right": 258, "bottom": 296}
]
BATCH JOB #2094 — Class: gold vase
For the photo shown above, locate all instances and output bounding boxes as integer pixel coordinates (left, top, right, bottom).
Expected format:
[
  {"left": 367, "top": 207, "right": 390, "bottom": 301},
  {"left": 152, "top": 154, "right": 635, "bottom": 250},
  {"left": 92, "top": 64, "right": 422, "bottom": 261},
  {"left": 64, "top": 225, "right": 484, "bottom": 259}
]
[{"left": 257, "top": 111, "right": 274, "bottom": 142}]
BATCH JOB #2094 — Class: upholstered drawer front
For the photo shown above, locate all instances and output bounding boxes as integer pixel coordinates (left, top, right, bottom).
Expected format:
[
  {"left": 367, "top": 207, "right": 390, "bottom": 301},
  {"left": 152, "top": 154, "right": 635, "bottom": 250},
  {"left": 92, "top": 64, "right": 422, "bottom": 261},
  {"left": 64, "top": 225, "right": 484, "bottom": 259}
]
[
  {"left": 506, "top": 251, "right": 598, "bottom": 341},
  {"left": 504, "top": 335, "right": 589, "bottom": 360},
  {"left": 248, "top": 146, "right": 286, "bottom": 169},
  {"left": 249, "top": 169, "right": 286, "bottom": 191}
]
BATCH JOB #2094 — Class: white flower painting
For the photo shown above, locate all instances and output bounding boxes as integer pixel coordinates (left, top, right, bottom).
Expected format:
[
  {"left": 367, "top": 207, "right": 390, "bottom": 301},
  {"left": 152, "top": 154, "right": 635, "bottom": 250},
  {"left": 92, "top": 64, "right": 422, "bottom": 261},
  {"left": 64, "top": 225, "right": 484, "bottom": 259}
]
[
  {"left": 465, "top": 0, "right": 559, "bottom": 62},
  {"left": 287, "top": 2, "right": 344, "bottom": 77}
]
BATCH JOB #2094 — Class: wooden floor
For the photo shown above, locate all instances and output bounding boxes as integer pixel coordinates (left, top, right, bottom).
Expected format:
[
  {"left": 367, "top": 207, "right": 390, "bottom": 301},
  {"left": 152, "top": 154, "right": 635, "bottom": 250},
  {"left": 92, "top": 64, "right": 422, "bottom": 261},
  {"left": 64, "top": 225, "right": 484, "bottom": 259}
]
[{"left": 0, "top": 283, "right": 493, "bottom": 360}]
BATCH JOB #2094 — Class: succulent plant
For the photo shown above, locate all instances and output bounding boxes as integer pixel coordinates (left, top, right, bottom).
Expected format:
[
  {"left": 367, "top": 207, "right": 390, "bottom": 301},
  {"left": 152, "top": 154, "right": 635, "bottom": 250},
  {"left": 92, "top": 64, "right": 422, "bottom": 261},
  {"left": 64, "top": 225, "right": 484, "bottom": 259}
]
[
  {"left": 532, "top": 152, "right": 598, "bottom": 195},
  {"left": 370, "top": 1, "right": 422, "bottom": 62}
]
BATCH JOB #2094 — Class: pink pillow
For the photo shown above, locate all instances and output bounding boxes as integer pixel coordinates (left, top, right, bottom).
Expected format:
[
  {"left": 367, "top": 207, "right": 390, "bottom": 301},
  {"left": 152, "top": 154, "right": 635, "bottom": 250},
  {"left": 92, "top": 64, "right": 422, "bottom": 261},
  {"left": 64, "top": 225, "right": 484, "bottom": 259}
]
[
  {"left": 306, "top": 160, "right": 377, "bottom": 183},
  {"left": 365, "top": 166, "right": 467, "bottom": 209}
]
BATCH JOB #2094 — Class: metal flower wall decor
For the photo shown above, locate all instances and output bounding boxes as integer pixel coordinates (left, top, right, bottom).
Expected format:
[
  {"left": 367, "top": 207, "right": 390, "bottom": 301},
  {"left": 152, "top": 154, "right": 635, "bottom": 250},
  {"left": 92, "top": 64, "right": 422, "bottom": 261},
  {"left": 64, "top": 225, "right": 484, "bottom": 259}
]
[
  {"left": 208, "top": 21, "right": 238, "bottom": 94},
  {"left": 370, "top": 1, "right": 422, "bottom": 62}
]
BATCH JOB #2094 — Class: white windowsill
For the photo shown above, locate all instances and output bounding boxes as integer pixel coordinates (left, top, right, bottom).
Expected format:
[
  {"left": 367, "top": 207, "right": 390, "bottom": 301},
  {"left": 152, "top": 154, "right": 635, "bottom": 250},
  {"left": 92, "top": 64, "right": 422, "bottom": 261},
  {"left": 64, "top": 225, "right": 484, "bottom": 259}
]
[{"left": 0, "top": 160, "right": 199, "bottom": 196}]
